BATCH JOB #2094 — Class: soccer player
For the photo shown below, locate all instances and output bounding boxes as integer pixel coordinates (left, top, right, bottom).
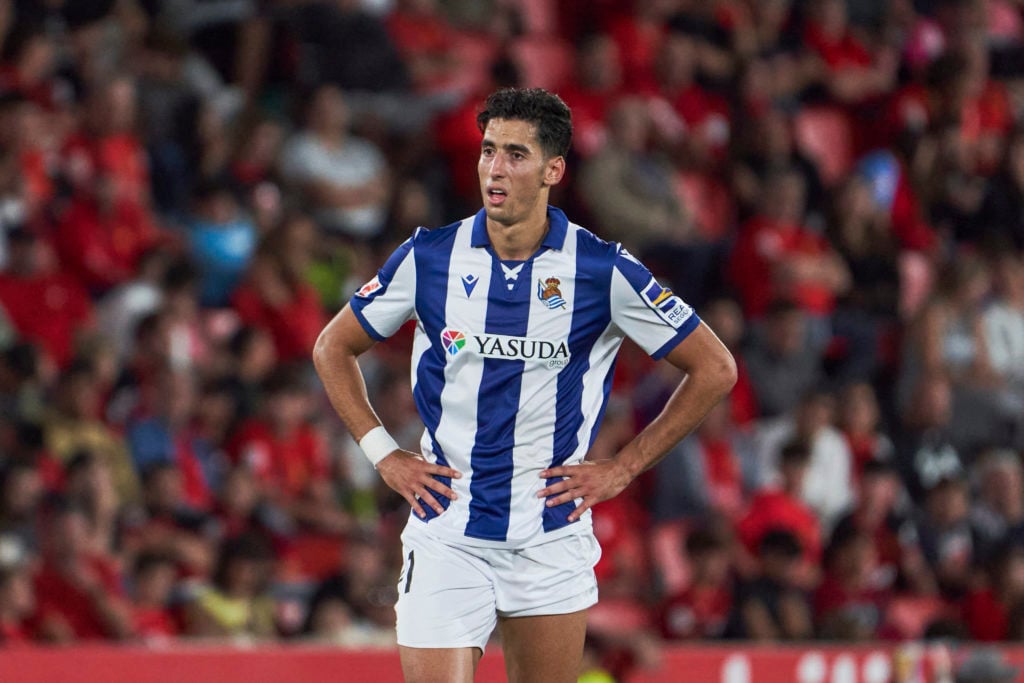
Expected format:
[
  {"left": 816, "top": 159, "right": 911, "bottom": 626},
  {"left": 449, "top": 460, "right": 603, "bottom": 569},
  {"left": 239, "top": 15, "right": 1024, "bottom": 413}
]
[{"left": 313, "top": 88, "right": 737, "bottom": 683}]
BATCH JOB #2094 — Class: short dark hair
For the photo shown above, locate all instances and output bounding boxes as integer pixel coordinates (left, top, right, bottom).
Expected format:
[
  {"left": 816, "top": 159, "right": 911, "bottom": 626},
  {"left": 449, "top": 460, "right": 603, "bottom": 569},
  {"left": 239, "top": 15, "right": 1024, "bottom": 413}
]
[
  {"left": 476, "top": 88, "right": 573, "bottom": 159},
  {"left": 861, "top": 458, "right": 897, "bottom": 479},
  {"left": 759, "top": 528, "right": 803, "bottom": 559},
  {"left": 780, "top": 439, "right": 811, "bottom": 466},
  {"left": 685, "top": 528, "right": 727, "bottom": 557},
  {"left": 133, "top": 550, "right": 177, "bottom": 577}
]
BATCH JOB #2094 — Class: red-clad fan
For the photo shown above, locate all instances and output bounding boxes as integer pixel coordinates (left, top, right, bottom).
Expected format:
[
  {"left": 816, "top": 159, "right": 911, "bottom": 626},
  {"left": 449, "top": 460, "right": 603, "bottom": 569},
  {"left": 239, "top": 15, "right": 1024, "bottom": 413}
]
[
  {"left": 736, "top": 440, "right": 823, "bottom": 572},
  {"left": 728, "top": 168, "right": 849, "bottom": 320},
  {"left": 130, "top": 551, "right": 181, "bottom": 642},
  {"left": 657, "top": 527, "right": 734, "bottom": 640},
  {"left": 32, "top": 504, "right": 133, "bottom": 641},
  {"left": 0, "top": 227, "right": 93, "bottom": 369},
  {"left": 227, "top": 368, "right": 347, "bottom": 535},
  {"left": 0, "top": 565, "right": 35, "bottom": 645},
  {"left": 231, "top": 226, "right": 326, "bottom": 364}
]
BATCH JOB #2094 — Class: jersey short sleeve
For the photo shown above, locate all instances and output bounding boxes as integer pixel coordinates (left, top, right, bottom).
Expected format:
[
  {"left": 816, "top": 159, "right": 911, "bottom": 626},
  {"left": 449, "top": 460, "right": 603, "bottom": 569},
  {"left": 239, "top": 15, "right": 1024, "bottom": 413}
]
[
  {"left": 610, "top": 246, "right": 701, "bottom": 359},
  {"left": 349, "top": 230, "right": 419, "bottom": 340}
]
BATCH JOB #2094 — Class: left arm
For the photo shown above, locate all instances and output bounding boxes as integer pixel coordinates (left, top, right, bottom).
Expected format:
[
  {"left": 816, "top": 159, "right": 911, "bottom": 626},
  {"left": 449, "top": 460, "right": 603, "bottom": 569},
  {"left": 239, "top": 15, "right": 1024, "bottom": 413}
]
[{"left": 538, "top": 321, "right": 737, "bottom": 521}]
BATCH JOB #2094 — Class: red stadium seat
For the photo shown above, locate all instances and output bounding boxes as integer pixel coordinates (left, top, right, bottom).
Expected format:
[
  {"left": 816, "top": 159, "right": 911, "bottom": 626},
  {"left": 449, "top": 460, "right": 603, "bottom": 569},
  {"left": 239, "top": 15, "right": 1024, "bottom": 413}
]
[
  {"left": 650, "top": 520, "right": 693, "bottom": 595},
  {"left": 793, "top": 106, "right": 854, "bottom": 187},
  {"left": 511, "top": 37, "right": 575, "bottom": 91},
  {"left": 675, "top": 171, "right": 735, "bottom": 242}
]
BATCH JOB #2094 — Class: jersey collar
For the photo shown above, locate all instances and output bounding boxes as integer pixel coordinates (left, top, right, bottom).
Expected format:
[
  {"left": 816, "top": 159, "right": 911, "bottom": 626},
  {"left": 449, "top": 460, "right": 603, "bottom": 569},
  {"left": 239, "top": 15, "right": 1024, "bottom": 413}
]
[{"left": 471, "top": 206, "right": 569, "bottom": 251}]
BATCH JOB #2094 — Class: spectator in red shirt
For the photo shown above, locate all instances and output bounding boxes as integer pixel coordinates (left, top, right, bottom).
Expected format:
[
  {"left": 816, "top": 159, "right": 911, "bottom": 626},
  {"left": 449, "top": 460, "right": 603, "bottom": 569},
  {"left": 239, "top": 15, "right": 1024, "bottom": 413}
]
[
  {"left": 888, "top": 47, "right": 1012, "bottom": 175},
  {"left": 728, "top": 168, "right": 850, "bottom": 321},
  {"left": 964, "top": 540, "right": 1024, "bottom": 642},
  {"left": 130, "top": 551, "right": 180, "bottom": 642},
  {"left": 55, "top": 75, "right": 164, "bottom": 293},
  {"left": 657, "top": 527, "right": 735, "bottom": 639},
  {"left": 0, "top": 565, "right": 35, "bottom": 645},
  {"left": 736, "top": 440, "right": 822, "bottom": 577},
  {"left": 605, "top": 0, "right": 674, "bottom": 91},
  {"left": 63, "top": 75, "right": 152, "bottom": 207},
  {"left": 0, "top": 24, "right": 61, "bottom": 110},
  {"left": 385, "top": 0, "right": 462, "bottom": 94},
  {"left": 1, "top": 96, "right": 59, "bottom": 219},
  {"left": 33, "top": 503, "right": 133, "bottom": 642},
  {"left": 651, "top": 398, "right": 760, "bottom": 524},
  {"left": 54, "top": 182, "right": 161, "bottom": 294},
  {"left": 814, "top": 526, "right": 889, "bottom": 640},
  {"left": 801, "top": 0, "right": 897, "bottom": 104},
  {"left": 227, "top": 369, "right": 348, "bottom": 534},
  {"left": 838, "top": 382, "right": 895, "bottom": 486},
  {"left": 831, "top": 459, "right": 937, "bottom": 600},
  {"left": 647, "top": 29, "right": 732, "bottom": 168},
  {"left": 232, "top": 239, "right": 326, "bottom": 364},
  {"left": 0, "top": 227, "right": 93, "bottom": 368}
]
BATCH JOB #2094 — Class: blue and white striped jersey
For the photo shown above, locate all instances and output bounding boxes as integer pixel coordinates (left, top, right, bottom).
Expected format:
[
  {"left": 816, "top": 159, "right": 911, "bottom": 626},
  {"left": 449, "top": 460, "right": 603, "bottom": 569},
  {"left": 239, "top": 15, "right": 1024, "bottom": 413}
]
[{"left": 350, "top": 207, "right": 701, "bottom": 548}]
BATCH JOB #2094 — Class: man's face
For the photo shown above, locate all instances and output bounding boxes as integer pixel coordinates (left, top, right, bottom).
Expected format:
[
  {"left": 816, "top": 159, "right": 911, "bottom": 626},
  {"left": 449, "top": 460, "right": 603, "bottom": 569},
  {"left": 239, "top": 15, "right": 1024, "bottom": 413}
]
[{"left": 478, "top": 118, "right": 561, "bottom": 227}]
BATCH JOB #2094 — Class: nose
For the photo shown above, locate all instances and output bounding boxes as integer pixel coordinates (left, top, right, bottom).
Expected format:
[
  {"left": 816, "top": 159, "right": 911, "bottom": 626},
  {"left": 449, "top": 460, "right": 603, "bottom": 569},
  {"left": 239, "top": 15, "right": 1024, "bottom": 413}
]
[{"left": 487, "top": 153, "right": 506, "bottom": 179}]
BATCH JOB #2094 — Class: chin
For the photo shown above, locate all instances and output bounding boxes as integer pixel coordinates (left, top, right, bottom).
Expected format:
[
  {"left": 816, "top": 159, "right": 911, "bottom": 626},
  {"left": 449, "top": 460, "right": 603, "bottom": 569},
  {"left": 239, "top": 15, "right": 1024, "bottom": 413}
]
[{"left": 483, "top": 205, "right": 513, "bottom": 225}]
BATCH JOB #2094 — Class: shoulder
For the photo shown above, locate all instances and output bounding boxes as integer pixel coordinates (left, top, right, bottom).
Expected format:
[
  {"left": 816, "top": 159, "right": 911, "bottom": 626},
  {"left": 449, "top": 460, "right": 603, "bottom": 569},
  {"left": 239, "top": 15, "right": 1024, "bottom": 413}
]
[
  {"left": 563, "top": 222, "right": 623, "bottom": 269},
  {"left": 404, "top": 217, "right": 468, "bottom": 251},
  {"left": 570, "top": 223, "right": 619, "bottom": 256},
  {"left": 420, "top": 217, "right": 465, "bottom": 240}
]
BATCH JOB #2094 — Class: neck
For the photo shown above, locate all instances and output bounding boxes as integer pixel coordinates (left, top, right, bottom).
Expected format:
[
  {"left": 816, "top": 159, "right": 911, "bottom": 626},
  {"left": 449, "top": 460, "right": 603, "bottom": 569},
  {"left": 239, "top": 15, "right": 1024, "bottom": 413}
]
[{"left": 487, "top": 213, "right": 549, "bottom": 261}]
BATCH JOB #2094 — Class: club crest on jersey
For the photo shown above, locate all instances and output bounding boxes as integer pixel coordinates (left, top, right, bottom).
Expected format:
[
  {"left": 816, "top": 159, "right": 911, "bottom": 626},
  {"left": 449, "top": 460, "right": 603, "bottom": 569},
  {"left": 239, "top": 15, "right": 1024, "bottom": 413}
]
[
  {"left": 641, "top": 280, "right": 693, "bottom": 329},
  {"left": 536, "top": 277, "right": 567, "bottom": 310},
  {"left": 355, "top": 275, "right": 382, "bottom": 298}
]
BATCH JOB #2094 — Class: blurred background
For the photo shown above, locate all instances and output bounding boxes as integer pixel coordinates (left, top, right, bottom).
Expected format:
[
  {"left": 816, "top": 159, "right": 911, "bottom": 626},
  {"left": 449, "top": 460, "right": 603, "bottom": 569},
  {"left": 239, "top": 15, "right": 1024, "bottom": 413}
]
[{"left": 0, "top": 0, "right": 1024, "bottom": 680}]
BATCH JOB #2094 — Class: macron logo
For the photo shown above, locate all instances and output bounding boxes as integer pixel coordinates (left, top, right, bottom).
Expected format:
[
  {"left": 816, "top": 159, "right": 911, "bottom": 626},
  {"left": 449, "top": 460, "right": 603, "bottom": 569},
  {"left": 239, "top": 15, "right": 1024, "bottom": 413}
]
[{"left": 462, "top": 274, "right": 479, "bottom": 297}]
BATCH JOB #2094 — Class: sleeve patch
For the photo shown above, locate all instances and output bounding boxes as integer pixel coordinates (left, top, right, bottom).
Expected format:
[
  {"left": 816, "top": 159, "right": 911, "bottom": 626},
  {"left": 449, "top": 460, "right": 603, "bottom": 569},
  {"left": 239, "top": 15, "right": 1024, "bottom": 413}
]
[
  {"left": 641, "top": 279, "right": 693, "bottom": 329},
  {"left": 355, "top": 275, "right": 383, "bottom": 298}
]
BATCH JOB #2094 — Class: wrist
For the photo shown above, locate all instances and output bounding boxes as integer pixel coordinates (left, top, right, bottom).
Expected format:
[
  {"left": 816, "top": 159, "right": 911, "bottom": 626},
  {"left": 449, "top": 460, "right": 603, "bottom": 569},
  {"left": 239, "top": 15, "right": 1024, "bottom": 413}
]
[
  {"left": 358, "top": 425, "right": 400, "bottom": 467},
  {"left": 613, "top": 443, "right": 643, "bottom": 478}
]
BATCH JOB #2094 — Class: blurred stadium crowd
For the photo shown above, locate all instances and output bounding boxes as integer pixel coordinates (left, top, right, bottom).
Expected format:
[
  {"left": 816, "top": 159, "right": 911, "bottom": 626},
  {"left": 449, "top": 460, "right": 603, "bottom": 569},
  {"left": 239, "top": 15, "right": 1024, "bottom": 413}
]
[{"left": 0, "top": 0, "right": 1024, "bottom": 675}]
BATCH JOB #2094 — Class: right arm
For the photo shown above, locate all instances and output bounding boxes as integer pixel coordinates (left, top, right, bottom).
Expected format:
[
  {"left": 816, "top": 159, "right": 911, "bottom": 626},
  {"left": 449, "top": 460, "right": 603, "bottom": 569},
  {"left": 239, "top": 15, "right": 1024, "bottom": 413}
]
[{"left": 312, "top": 305, "right": 461, "bottom": 518}]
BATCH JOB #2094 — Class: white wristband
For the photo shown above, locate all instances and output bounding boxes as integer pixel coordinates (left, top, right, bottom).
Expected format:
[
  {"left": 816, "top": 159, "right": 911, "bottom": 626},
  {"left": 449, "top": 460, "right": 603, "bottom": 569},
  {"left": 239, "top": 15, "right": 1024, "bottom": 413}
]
[{"left": 358, "top": 426, "right": 400, "bottom": 467}]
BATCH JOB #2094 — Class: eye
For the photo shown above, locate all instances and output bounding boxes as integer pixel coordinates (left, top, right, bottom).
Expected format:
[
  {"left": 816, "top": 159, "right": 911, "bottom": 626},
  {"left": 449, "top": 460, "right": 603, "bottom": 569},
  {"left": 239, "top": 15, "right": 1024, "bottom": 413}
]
[
  {"left": 481, "top": 147, "right": 495, "bottom": 157},
  {"left": 511, "top": 152, "right": 525, "bottom": 160}
]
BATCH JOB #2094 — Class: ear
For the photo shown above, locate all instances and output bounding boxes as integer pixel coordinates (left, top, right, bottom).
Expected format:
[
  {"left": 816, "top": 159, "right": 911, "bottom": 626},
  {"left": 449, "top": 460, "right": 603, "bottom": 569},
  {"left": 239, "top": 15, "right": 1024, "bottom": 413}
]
[{"left": 542, "top": 156, "right": 566, "bottom": 187}]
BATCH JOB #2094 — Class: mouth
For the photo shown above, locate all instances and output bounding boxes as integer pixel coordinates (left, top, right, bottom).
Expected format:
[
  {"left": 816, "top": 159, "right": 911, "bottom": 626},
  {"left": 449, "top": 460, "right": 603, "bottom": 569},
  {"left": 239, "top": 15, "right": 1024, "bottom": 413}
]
[{"left": 486, "top": 187, "right": 507, "bottom": 206}]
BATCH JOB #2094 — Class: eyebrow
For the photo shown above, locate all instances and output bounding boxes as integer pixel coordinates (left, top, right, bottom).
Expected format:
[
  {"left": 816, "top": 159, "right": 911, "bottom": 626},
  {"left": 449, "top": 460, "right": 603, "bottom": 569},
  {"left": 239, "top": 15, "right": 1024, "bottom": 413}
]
[{"left": 481, "top": 138, "right": 533, "bottom": 155}]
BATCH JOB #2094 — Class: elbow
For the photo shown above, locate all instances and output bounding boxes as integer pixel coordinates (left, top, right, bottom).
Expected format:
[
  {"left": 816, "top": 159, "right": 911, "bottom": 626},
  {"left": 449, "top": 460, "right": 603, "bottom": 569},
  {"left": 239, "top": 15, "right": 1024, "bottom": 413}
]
[
  {"left": 312, "top": 327, "right": 331, "bottom": 371},
  {"left": 715, "top": 348, "right": 739, "bottom": 398}
]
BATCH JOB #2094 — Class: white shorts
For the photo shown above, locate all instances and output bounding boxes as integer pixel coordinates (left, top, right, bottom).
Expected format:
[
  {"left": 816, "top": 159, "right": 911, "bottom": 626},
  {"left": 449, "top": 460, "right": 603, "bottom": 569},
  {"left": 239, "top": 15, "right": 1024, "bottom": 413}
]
[{"left": 394, "top": 523, "right": 601, "bottom": 651}]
